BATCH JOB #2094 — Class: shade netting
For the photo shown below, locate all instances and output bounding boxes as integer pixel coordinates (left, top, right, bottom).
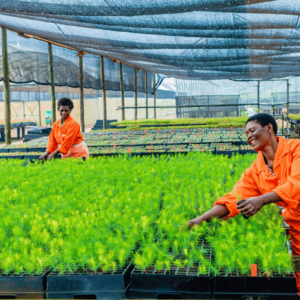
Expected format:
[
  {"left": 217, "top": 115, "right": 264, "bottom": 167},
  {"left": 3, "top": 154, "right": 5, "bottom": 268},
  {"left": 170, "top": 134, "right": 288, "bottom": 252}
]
[{"left": 0, "top": 0, "right": 300, "bottom": 81}]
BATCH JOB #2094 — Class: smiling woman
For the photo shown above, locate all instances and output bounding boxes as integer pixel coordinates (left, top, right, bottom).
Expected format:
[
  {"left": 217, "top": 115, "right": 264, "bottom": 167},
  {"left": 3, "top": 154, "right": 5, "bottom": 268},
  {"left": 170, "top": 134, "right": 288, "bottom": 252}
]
[
  {"left": 186, "top": 113, "right": 300, "bottom": 295},
  {"left": 39, "top": 98, "right": 89, "bottom": 161}
]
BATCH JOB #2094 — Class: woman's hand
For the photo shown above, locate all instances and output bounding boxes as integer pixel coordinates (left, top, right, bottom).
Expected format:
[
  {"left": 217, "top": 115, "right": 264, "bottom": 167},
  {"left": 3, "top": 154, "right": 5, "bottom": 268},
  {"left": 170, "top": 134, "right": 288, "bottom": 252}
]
[
  {"left": 186, "top": 217, "right": 203, "bottom": 230},
  {"left": 39, "top": 152, "right": 49, "bottom": 161},
  {"left": 237, "top": 192, "right": 281, "bottom": 218},
  {"left": 47, "top": 153, "right": 56, "bottom": 160},
  {"left": 47, "top": 149, "right": 60, "bottom": 161},
  {"left": 183, "top": 204, "right": 229, "bottom": 231},
  {"left": 237, "top": 197, "right": 265, "bottom": 218}
]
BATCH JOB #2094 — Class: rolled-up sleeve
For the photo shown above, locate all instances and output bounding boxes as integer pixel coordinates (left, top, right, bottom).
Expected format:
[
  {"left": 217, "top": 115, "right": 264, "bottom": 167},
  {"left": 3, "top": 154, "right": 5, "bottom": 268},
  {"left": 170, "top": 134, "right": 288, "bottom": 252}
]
[
  {"left": 213, "top": 166, "right": 261, "bottom": 219},
  {"left": 273, "top": 144, "right": 300, "bottom": 211},
  {"left": 58, "top": 122, "right": 81, "bottom": 155}
]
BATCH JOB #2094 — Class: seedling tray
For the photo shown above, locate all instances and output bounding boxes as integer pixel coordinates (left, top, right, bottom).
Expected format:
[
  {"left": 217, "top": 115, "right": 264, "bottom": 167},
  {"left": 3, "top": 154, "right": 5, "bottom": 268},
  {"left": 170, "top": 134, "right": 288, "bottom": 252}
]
[
  {"left": 7, "top": 148, "right": 28, "bottom": 153},
  {"left": 213, "top": 272, "right": 298, "bottom": 300},
  {"left": 0, "top": 148, "right": 9, "bottom": 153},
  {"left": 28, "top": 147, "right": 47, "bottom": 152},
  {"left": 46, "top": 261, "right": 133, "bottom": 299},
  {"left": 0, "top": 269, "right": 48, "bottom": 299},
  {"left": 129, "top": 268, "right": 212, "bottom": 299},
  {"left": 129, "top": 241, "right": 212, "bottom": 299}
]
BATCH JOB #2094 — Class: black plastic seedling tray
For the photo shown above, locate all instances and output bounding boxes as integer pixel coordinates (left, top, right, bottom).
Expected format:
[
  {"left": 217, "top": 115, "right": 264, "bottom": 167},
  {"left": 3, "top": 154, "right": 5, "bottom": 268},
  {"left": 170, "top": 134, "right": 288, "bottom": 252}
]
[
  {"left": 130, "top": 240, "right": 212, "bottom": 299},
  {"left": 28, "top": 147, "right": 47, "bottom": 152},
  {"left": 213, "top": 273, "right": 298, "bottom": 300},
  {"left": 0, "top": 269, "right": 48, "bottom": 299},
  {"left": 129, "top": 268, "right": 212, "bottom": 299},
  {"left": 8, "top": 148, "right": 28, "bottom": 153},
  {"left": 46, "top": 261, "right": 133, "bottom": 299}
]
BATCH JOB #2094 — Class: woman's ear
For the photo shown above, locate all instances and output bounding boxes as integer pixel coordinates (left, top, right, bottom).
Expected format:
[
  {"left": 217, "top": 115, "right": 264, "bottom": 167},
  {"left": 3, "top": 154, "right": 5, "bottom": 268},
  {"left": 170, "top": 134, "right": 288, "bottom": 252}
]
[{"left": 267, "top": 123, "right": 273, "bottom": 134}]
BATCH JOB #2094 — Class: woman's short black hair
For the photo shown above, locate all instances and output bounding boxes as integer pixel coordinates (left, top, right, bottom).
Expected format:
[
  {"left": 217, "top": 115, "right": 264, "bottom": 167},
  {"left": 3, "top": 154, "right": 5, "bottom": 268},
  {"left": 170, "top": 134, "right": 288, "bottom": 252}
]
[
  {"left": 246, "top": 113, "right": 278, "bottom": 135},
  {"left": 57, "top": 97, "right": 74, "bottom": 111}
]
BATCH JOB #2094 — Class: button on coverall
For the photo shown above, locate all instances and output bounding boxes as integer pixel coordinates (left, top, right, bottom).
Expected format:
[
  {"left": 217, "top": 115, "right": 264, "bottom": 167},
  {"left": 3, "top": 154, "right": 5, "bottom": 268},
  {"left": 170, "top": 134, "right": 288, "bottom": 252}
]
[{"left": 214, "top": 136, "right": 300, "bottom": 295}]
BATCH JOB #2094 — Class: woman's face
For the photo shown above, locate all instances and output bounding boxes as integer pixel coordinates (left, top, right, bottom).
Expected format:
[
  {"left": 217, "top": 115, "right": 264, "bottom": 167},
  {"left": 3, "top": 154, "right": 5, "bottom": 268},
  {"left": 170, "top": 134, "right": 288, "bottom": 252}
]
[
  {"left": 59, "top": 106, "right": 71, "bottom": 120},
  {"left": 245, "top": 120, "right": 273, "bottom": 151}
]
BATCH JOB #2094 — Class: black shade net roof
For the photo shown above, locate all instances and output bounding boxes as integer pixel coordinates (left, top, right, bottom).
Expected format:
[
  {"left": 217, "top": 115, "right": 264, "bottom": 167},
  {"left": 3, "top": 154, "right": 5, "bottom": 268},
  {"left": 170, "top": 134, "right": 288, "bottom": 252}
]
[
  {"left": 0, "top": 0, "right": 299, "bottom": 82},
  {"left": 0, "top": 30, "right": 159, "bottom": 93}
]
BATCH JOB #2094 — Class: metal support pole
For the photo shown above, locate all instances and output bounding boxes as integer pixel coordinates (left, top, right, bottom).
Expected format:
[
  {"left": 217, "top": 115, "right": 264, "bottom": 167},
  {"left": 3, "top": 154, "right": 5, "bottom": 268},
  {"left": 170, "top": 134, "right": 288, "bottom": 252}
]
[
  {"left": 38, "top": 100, "right": 41, "bottom": 126},
  {"left": 153, "top": 73, "right": 156, "bottom": 119},
  {"left": 119, "top": 63, "right": 125, "bottom": 121},
  {"left": 145, "top": 71, "right": 148, "bottom": 119},
  {"left": 134, "top": 68, "right": 137, "bottom": 120},
  {"left": 48, "top": 42, "right": 56, "bottom": 124},
  {"left": 2, "top": 27, "right": 11, "bottom": 145},
  {"left": 101, "top": 56, "right": 107, "bottom": 129},
  {"left": 257, "top": 81, "right": 260, "bottom": 113},
  {"left": 78, "top": 52, "right": 85, "bottom": 132}
]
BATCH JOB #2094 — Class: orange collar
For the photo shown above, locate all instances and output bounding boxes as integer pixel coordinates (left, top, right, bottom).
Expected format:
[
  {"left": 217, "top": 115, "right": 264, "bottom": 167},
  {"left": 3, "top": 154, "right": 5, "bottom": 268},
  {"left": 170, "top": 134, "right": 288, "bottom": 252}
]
[
  {"left": 256, "top": 136, "right": 289, "bottom": 174},
  {"left": 60, "top": 115, "right": 72, "bottom": 127}
]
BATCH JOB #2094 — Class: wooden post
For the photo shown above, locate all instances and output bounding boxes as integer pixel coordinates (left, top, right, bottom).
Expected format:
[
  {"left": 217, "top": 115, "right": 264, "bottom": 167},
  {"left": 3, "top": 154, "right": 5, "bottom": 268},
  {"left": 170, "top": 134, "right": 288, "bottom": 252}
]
[
  {"left": 48, "top": 42, "right": 56, "bottom": 124},
  {"left": 119, "top": 62, "right": 125, "bottom": 121},
  {"left": 257, "top": 81, "right": 260, "bottom": 113},
  {"left": 38, "top": 84, "right": 42, "bottom": 126},
  {"left": 78, "top": 52, "right": 85, "bottom": 132},
  {"left": 2, "top": 27, "right": 11, "bottom": 145},
  {"left": 153, "top": 73, "right": 156, "bottom": 119},
  {"left": 145, "top": 71, "right": 148, "bottom": 119},
  {"left": 134, "top": 67, "right": 137, "bottom": 120},
  {"left": 101, "top": 56, "right": 107, "bottom": 129},
  {"left": 287, "top": 79, "right": 290, "bottom": 136}
]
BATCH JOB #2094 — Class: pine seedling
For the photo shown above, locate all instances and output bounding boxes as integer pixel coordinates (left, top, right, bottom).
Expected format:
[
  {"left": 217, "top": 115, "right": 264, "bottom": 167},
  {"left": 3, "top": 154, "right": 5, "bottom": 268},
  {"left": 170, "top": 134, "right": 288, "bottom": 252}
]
[
  {"left": 164, "top": 259, "right": 171, "bottom": 274},
  {"left": 198, "top": 264, "right": 207, "bottom": 275},
  {"left": 173, "top": 259, "right": 183, "bottom": 269},
  {"left": 155, "top": 260, "right": 164, "bottom": 272}
]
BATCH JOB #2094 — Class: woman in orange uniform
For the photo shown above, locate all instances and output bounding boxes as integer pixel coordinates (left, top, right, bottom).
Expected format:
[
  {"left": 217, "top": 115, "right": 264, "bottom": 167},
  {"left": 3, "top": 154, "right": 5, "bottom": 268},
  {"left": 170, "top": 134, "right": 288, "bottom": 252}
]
[
  {"left": 187, "top": 113, "right": 300, "bottom": 295},
  {"left": 39, "top": 98, "right": 89, "bottom": 160}
]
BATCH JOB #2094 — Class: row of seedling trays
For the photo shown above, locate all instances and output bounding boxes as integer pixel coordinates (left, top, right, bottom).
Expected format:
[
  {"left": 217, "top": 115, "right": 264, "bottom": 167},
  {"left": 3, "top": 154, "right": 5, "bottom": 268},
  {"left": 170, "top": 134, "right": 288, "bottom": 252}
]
[
  {"left": 0, "top": 241, "right": 297, "bottom": 299},
  {"left": 0, "top": 142, "right": 250, "bottom": 153},
  {"left": 0, "top": 122, "right": 36, "bottom": 129},
  {"left": 0, "top": 148, "right": 255, "bottom": 160}
]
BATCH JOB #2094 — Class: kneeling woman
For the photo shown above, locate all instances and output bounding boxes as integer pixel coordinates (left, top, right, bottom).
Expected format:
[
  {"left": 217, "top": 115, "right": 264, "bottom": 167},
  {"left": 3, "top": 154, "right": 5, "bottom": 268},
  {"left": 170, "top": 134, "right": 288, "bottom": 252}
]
[{"left": 40, "top": 98, "right": 89, "bottom": 160}]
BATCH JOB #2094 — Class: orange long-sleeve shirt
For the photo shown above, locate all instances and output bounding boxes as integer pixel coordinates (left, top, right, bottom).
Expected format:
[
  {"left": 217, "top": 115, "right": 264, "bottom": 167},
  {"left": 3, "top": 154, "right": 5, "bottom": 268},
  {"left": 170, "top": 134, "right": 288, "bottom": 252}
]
[
  {"left": 46, "top": 116, "right": 83, "bottom": 155},
  {"left": 214, "top": 136, "right": 300, "bottom": 218}
]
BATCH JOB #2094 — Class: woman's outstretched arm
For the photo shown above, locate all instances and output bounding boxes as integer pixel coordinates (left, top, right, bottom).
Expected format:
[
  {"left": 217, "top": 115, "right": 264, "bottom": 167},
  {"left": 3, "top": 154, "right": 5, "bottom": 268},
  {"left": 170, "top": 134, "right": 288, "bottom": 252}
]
[{"left": 186, "top": 204, "right": 229, "bottom": 228}]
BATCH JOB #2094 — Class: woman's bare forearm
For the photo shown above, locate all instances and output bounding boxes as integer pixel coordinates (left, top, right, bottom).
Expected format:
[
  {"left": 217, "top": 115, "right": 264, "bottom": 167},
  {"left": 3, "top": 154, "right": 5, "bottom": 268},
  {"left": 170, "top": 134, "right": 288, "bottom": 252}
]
[{"left": 188, "top": 204, "right": 229, "bottom": 225}]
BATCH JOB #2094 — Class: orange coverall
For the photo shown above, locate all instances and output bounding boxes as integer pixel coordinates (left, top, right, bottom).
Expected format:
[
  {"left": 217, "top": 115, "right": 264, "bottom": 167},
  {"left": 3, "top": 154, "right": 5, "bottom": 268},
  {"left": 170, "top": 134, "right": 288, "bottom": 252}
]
[
  {"left": 47, "top": 116, "right": 89, "bottom": 159},
  {"left": 214, "top": 136, "right": 300, "bottom": 294}
]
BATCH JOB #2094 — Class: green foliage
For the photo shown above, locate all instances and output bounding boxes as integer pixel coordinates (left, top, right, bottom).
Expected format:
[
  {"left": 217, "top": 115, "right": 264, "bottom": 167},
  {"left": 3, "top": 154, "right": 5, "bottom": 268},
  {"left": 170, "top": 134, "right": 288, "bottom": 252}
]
[
  {"left": 0, "top": 153, "right": 291, "bottom": 278},
  {"left": 210, "top": 208, "right": 293, "bottom": 276},
  {"left": 112, "top": 116, "right": 248, "bottom": 128}
]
